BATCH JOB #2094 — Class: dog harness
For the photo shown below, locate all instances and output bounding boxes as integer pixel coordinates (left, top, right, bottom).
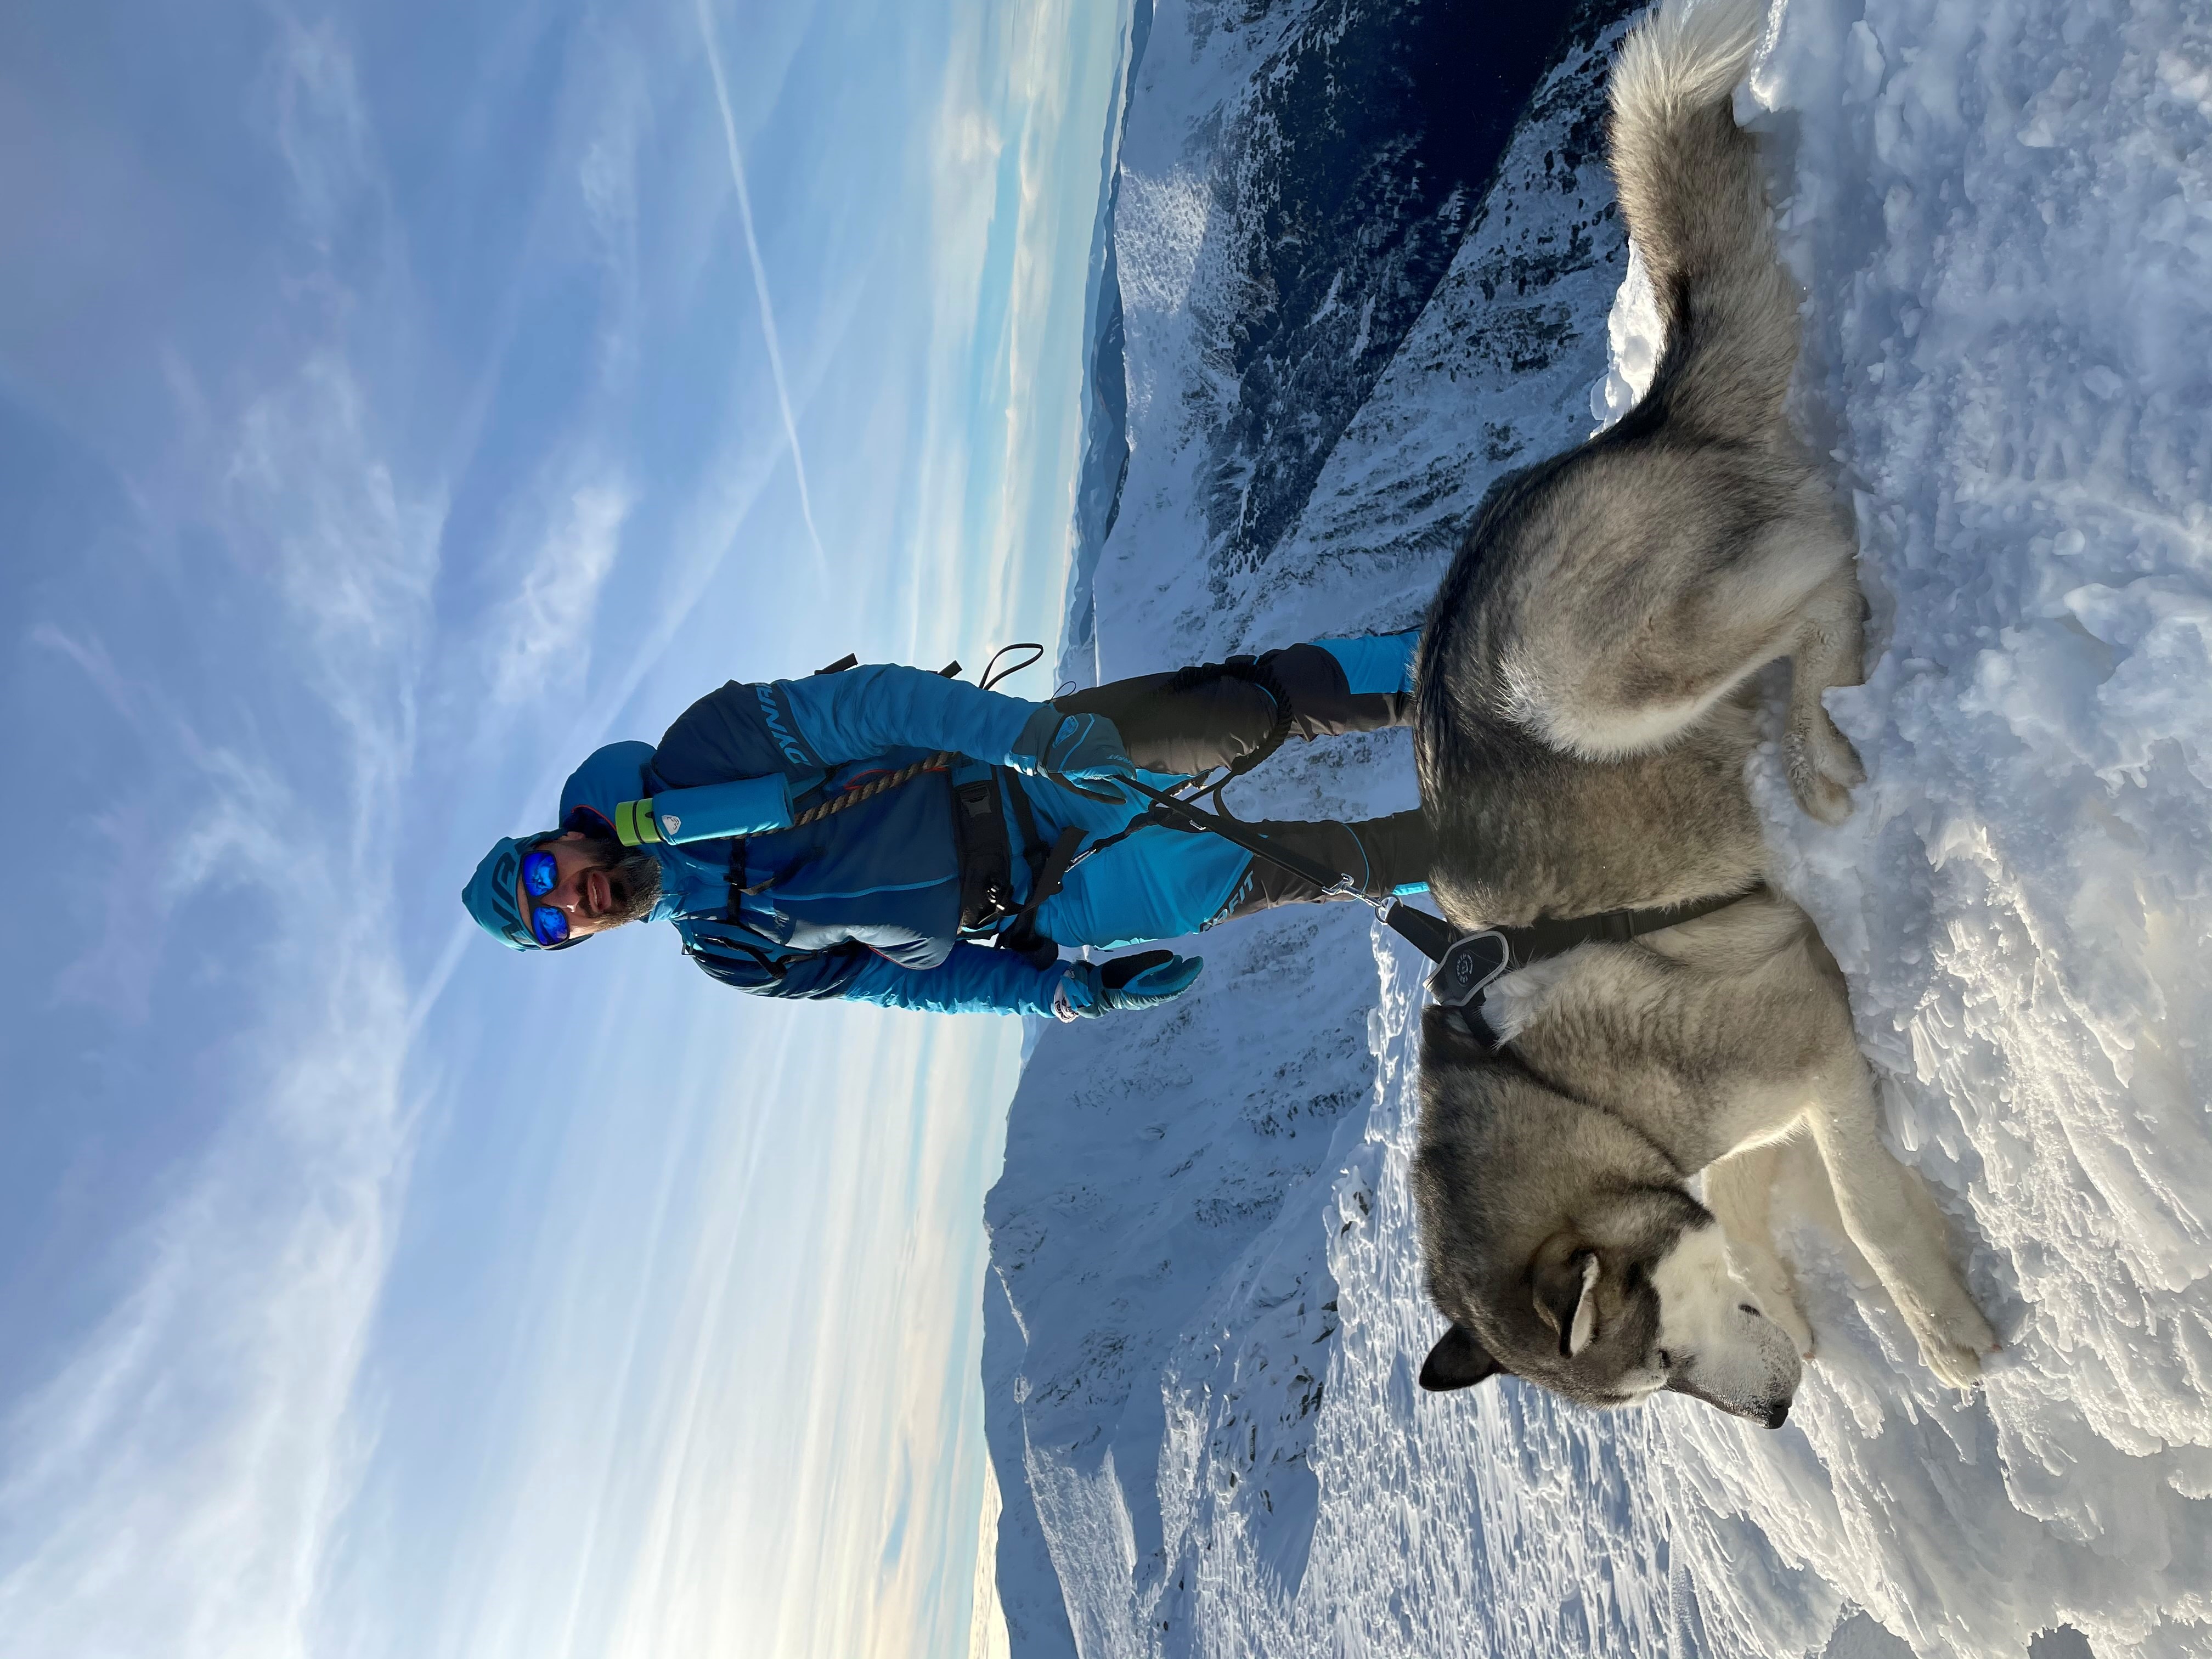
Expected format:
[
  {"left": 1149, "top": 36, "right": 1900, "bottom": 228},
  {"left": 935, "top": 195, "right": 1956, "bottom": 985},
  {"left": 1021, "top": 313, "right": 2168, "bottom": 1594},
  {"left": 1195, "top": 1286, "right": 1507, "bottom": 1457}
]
[{"left": 1422, "top": 885, "right": 1768, "bottom": 1051}]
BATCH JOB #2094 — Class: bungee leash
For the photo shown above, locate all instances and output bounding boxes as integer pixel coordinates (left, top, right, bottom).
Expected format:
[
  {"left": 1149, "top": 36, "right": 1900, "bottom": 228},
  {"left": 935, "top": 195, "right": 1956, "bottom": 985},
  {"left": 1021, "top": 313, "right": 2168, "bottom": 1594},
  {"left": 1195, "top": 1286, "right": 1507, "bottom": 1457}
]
[{"left": 1105, "top": 774, "right": 1457, "bottom": 958}]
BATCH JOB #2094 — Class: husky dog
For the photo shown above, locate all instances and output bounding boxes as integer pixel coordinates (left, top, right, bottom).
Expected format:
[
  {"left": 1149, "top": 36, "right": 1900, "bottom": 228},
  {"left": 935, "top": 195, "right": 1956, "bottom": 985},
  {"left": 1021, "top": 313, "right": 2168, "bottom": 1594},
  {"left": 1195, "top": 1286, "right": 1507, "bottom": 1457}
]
[{"left": 1408, "top": 0, "right": 1997, "bottom": 1425}]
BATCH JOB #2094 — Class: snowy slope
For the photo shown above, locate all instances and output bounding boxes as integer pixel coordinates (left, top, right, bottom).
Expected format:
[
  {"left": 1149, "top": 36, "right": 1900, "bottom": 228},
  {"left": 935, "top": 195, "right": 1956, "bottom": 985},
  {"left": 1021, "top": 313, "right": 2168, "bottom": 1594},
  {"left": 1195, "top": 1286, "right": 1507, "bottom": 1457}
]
[{"left": 987, "top": 0, "right": 2212, "bottom": 1655}]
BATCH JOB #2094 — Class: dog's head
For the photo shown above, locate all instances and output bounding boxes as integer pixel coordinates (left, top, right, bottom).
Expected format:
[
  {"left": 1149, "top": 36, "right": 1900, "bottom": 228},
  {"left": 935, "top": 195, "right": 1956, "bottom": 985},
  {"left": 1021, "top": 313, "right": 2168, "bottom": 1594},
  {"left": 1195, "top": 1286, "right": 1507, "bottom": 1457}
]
[
  {"left": 1415, "top": 1210, "right": 1804, "bottom": 1427},
  {"left": 1412, "top": 1009, "right": 1802, "bottom": 1427}
]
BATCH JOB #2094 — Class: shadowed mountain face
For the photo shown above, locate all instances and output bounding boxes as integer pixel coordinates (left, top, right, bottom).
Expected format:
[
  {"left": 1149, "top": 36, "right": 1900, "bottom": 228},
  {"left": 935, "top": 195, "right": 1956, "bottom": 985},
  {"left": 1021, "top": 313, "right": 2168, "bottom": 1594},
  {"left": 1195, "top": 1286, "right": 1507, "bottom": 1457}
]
[{"left": 1191, "top": 0, "right": 1599, "bottom": 573}]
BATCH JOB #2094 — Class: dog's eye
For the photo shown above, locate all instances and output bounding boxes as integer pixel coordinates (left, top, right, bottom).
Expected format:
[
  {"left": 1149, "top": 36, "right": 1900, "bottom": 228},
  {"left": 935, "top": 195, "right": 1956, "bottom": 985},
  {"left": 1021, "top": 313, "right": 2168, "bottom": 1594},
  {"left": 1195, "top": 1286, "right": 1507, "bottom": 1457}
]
[
  {"left": 1739, "top": 1304, "right": 1760, "bottom": 1317},
  {"left": 1656, "top": 1348, "right": 1674, "bottom": 1372}
]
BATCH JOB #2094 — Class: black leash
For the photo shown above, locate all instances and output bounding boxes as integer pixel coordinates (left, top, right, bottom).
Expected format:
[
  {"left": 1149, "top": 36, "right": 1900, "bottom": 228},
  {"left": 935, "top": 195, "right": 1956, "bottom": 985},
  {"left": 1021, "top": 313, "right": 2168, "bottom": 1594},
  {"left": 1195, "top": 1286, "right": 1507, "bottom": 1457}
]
[
  {"left": 1106, "top": 773, "right": 1759, "bottom": 1051},
  {"left": 1107, "top": 773, "right": 1456, "bottom": 955}
]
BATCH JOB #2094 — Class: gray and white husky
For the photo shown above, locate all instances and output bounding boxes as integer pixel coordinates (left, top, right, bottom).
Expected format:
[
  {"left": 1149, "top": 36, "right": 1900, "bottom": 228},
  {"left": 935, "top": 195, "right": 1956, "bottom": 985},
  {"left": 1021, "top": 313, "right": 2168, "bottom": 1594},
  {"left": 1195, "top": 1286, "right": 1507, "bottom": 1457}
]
[{"left": 1409, "top": 0, "right": 1997, "bottom": 1425}]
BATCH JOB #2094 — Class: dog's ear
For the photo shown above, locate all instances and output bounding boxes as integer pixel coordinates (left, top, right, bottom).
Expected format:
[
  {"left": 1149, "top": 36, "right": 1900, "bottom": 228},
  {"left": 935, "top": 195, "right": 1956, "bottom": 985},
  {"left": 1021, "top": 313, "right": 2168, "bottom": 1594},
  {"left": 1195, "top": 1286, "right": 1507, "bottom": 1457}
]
[
  {"left": 1419, "top": 1323, "right": 1504, "bottom": 1391},
  {"left": 1532, "top": 1244, "right": 1602, "bottom": 1357}
]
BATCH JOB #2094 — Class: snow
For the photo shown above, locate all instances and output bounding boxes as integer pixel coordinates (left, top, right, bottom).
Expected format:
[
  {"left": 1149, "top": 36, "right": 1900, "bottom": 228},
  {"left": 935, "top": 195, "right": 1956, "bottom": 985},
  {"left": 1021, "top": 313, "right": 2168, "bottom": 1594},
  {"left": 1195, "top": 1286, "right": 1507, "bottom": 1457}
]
[{"left": 985, "top": 0, "right": 2212, "bottom": 1655}]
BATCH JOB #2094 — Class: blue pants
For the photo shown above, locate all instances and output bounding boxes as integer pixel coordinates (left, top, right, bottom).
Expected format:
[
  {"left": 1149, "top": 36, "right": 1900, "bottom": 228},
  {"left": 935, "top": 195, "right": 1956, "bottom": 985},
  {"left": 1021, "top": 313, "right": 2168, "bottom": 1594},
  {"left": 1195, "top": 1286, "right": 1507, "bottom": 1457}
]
[{"left": 1028, "top": 776, "right": 1255, "bottom": 949}]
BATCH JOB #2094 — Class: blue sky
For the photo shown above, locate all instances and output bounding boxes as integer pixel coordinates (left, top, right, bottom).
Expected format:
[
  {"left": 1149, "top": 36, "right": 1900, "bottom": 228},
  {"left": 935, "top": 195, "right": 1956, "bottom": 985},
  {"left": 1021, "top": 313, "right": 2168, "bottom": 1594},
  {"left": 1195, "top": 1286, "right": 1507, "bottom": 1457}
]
[{"left": 0, "top": 1, "right": 1129, "bottom": 1654}]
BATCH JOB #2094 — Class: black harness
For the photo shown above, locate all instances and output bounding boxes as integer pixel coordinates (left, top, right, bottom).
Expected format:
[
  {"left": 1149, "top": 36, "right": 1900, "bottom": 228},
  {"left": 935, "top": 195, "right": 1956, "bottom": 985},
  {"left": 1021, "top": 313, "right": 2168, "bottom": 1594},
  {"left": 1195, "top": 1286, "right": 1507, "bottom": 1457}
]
[{"left": 1419, "top": 885, "right": 1764, "bottom": 1051}]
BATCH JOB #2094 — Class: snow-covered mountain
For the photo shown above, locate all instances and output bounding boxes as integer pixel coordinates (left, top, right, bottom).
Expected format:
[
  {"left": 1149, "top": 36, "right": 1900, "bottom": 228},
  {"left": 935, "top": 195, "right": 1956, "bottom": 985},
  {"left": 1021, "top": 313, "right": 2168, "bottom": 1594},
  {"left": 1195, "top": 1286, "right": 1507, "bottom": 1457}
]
[{"left": 988, "top": 0, "right": 2212, "bottom": 1654}]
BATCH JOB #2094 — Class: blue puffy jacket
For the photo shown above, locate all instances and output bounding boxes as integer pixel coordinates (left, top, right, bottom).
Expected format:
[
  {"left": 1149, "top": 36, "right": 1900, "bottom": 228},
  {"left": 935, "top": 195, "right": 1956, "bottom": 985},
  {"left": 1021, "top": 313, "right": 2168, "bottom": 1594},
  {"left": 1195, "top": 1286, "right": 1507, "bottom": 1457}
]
[{"left": 557, "top": 666, "right": 1078, "bottom": 1017}]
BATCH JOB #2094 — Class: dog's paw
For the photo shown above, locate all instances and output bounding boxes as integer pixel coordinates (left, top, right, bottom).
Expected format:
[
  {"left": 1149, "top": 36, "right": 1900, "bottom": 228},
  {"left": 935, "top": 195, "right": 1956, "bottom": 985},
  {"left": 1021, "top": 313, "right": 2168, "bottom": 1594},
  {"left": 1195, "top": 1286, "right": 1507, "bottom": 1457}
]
[
  {"left": 1785, "top": 718, "right": 1864, "bottom": 826},
  {"left": 1916, "top": 1331, "right": 1988, "bottom": 1390},
  {"left": 1907, "top": 1296, "right": 1999, "bottom": 1390}
]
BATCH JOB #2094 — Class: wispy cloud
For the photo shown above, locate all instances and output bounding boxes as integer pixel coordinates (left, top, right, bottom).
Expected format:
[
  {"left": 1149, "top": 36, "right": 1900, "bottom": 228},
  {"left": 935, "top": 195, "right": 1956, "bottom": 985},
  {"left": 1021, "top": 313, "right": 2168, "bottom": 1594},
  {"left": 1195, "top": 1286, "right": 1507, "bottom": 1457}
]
[
  {"left": 0, "top": 868, "right": 414, "bottom": 1659},
  {"left": 263, "top": 13, "right": 379, "bottom": 252},
  {"left": 35, "top": 625, "right": 170, "bottom": 1025},
  {"left": 0, "top": 16, "right": 439, "bottom": 1655},
  {"left": 0, "top": 590, "right": 426, "bottom": 1659},
  {"left": 693, "top": 0, "right": 830, "bottom": 585},
  {"left": 487, "top": 477, "right": 633, "bottom": 706}
]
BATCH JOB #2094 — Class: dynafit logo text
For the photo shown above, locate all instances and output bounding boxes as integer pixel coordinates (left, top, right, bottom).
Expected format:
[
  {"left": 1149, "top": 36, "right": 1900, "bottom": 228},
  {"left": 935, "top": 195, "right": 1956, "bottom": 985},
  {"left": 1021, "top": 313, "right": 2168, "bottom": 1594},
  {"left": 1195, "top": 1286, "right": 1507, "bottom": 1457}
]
[{"left": 758, "top": 685, "right": 809, "bottom": 766}]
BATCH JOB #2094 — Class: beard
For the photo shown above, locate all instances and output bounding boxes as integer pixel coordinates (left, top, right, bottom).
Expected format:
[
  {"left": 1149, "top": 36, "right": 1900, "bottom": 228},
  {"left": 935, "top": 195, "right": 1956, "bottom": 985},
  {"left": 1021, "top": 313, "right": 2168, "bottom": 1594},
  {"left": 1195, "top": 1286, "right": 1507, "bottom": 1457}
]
[{"left": 574, "top": 823, "right": 664, "bottom": 925}]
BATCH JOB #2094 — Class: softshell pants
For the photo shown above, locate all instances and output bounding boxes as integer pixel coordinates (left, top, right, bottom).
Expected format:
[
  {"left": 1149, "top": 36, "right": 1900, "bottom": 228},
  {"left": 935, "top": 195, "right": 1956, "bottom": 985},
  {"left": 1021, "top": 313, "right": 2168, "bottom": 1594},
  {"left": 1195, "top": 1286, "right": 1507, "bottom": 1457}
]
[{"left": 1023, "top": 631, "right": 1431, "bottom": 950}]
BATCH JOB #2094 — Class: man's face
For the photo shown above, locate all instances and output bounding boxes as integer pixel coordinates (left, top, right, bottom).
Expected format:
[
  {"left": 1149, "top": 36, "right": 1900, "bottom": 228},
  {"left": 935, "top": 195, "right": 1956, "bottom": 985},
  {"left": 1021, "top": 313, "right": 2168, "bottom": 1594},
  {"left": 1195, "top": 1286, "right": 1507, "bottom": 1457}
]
[{"left": 516, "top": 830, "right": 640, "bottom": 943}]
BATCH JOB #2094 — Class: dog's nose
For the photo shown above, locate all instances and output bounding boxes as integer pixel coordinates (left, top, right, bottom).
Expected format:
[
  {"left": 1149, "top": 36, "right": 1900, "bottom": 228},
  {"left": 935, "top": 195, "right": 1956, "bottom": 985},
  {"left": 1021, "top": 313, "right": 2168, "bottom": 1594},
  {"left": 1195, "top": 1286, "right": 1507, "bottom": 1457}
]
[{"left": 1763, "top": 1402, "right": 1790, "bottom": 1430}]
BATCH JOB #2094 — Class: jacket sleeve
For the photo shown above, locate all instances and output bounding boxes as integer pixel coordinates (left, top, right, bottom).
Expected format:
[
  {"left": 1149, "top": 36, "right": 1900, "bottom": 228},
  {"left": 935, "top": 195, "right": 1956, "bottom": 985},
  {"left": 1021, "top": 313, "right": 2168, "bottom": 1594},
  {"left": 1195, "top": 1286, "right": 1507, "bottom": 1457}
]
[
  {"left": 686, "top": 937, "right": 875, "bottom": 999},
  {"left": 690, "top": 933, "right": 1065, "bottom": 1015},
  {"left": 775, "top": 665, "right": 1041, "bottom": 766},
  {"left": 837, "top": 942, "right": 1068, "bottom": 1017},
  {"left": 653, "top": 665, "right": 1042, "bottom": 786}
]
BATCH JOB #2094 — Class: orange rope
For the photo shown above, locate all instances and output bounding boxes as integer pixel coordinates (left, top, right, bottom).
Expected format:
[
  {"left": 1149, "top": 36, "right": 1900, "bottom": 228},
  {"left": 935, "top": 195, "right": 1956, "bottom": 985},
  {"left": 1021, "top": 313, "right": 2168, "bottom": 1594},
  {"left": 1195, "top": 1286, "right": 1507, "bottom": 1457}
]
[{"left": 786, "top": 752, "right": 958, "bottom": 828}]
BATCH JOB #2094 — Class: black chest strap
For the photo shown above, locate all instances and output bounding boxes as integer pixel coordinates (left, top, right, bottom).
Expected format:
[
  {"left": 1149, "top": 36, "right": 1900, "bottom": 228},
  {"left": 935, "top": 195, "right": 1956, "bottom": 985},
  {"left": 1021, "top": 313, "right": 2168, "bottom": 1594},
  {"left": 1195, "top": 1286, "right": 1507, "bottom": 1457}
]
[{"left": 951, "top": 770, "right": 1079, "bottom": 969}]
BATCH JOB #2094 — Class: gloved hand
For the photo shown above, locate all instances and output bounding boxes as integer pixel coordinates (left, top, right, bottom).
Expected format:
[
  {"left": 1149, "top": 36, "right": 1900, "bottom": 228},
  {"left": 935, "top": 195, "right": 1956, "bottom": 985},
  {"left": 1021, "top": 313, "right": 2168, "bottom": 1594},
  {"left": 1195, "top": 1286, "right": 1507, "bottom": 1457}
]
[
  {"left": 1053, "top": 950, "right": 1204, "bottom": 1021},
  {"left": 1009, "top": 707, "right": 1135, "bottom": 797}
]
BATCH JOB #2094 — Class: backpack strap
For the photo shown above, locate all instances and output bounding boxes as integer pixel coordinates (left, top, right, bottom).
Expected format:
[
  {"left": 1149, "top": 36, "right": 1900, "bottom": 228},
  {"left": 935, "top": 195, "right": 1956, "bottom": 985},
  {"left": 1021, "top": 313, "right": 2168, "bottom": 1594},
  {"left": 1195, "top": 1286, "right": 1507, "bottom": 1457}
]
[
  {"left": 998, "top": 768, "right": 1050, "bottom": 896},
  {"left": 977, "top": 770, "right": 1075, "bottom": 969},
  {"left": 954, "top": 774, "right": 1016, "bottom": 930}
]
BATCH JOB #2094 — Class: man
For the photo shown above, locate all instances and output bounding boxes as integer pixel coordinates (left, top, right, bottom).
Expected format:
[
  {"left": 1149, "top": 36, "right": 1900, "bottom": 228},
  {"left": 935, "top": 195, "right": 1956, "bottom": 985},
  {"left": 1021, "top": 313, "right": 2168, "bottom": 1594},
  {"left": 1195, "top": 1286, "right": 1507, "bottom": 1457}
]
[{"left": 461, "top": 632, "right": 1429, "bottom": 1020}]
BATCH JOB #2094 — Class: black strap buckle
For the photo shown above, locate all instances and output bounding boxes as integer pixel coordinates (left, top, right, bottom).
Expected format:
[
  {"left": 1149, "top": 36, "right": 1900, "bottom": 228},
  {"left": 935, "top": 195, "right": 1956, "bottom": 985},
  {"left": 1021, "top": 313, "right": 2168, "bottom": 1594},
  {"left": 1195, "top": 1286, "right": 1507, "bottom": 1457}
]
[
  {"left": 1427, "top": 929, "right": 1512, "bottom": 1009},
  {"left": 953, "top": 776, "right": 1015, "bottom": 930}
]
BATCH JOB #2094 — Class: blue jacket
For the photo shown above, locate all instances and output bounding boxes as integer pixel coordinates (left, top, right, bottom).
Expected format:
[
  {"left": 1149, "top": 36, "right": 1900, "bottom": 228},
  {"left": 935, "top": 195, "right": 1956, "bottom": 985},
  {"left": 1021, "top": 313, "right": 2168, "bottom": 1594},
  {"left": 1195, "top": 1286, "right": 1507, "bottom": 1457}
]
[{"left": 558, "top": 666, "right": 1071, "bottom": 1017}]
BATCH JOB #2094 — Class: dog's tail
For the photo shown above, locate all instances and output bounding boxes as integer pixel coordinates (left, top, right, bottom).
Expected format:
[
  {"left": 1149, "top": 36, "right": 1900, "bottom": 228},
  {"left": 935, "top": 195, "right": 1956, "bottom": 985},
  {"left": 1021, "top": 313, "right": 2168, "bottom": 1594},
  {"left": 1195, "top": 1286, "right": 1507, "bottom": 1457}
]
[{"left": 1607, "top": 0, "right": 1796, "bottom": 439}]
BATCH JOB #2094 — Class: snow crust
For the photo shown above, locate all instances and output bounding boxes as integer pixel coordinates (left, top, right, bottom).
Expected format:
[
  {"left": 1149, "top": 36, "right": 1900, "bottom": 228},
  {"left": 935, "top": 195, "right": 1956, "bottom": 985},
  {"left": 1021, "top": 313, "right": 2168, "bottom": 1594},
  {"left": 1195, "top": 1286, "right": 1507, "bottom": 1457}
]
[{"left": 986, "top": 1, "right": 2212, "bottom": 1654}]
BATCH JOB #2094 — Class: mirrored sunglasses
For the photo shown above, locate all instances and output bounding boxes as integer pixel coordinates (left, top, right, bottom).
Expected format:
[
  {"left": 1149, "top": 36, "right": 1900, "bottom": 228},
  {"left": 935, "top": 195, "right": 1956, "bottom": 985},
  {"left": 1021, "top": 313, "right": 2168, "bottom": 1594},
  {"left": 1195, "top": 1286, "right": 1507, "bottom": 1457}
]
[{"left": 522, "top": 847, "right": 569, "bottom": 947}]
